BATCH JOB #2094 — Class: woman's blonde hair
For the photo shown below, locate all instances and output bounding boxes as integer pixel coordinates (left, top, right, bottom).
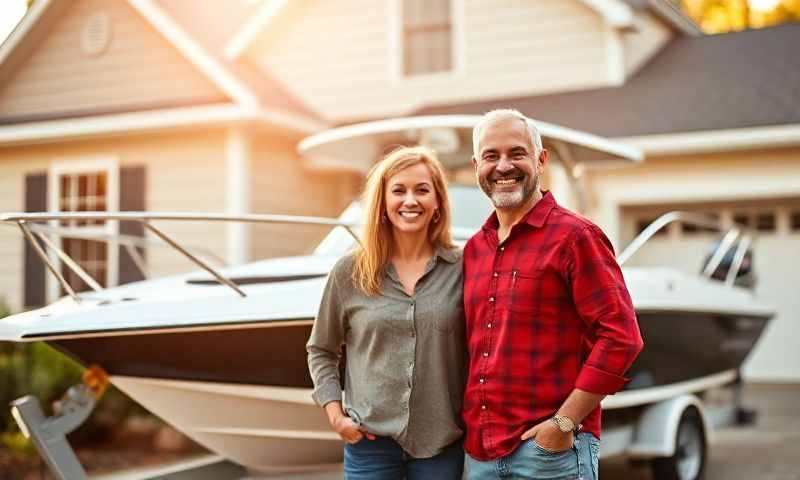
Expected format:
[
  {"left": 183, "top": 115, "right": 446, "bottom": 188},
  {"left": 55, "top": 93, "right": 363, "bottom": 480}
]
[{"left": 352, "top": 146, "right": 455, "bottom": 296}]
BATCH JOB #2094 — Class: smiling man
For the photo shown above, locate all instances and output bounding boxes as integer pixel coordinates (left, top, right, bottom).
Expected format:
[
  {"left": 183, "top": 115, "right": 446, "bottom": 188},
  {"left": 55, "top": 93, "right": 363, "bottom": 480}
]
[{"left": 462, "top": 109, "right": 644, "bottom": 479}]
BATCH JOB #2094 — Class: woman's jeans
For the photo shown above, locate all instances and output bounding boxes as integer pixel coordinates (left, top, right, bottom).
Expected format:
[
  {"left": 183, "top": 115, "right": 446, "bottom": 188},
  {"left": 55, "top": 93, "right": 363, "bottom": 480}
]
[
  {"left": 344, "top": 436, "right": 464, "bottom": 480},
  {"left": 465, "top": 433, "right": 600, "bottom": 480}
]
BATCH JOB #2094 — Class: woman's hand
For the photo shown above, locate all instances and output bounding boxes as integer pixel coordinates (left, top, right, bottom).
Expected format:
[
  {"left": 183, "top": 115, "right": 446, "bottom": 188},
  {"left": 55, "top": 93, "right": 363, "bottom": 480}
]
[
  {"left": 324, "top": 401, "right": 376, "bottom": 444},
  {"left": 521, "top": 419, "right": 573, "bottom": 452}
]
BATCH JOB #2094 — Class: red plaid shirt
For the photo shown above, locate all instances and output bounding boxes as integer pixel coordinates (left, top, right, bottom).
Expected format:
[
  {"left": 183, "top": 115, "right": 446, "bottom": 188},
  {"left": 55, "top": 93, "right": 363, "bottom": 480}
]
[{"left": 462, "top": 191, "right": 643, "bottom": 460}]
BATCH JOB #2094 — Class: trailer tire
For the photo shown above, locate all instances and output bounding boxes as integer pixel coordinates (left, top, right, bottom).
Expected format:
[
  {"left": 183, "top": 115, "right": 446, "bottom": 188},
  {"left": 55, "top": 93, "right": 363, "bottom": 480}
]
[{"left": 651, "top": 406, "right": 707, "bottom": 480}]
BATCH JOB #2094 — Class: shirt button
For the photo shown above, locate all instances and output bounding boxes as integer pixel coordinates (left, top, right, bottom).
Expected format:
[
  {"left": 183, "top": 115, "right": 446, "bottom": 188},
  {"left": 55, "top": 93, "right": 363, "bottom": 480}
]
[
  {"left": 487, "top": 323, "right": 492, "bottom": 328},
  {"left": 493, "top": 272, "right": 498, "bottom": 278},
  {"left": 481, "top": 405, "right": 487, "bottom": 410},
  {"left": 489, "top": 296, "right": 495, "bottom": 303},
  {"left": 500, "top": 246, "right": 505, "bottom": 251},
  {"left": 479, "top": 377, "right": 485, "bottom": 383},
  {"left": 482, "top": 352, "right": 489, "bottom": 357}
]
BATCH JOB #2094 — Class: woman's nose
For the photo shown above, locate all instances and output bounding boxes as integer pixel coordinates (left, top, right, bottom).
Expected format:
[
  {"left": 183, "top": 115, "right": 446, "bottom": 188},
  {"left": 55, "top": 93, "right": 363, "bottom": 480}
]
[{"left": 403, "top": 192, "right": 418, "bottom": 206}]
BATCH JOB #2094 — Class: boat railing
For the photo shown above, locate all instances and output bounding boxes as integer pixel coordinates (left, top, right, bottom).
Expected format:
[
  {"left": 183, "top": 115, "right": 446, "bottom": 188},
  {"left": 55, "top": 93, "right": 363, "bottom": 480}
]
[
  {"left": 0, "top": 212, "right": 360, "bottom": 302},
  {"left": 617, "top": 211, "right": 753, "bottom": 287}
]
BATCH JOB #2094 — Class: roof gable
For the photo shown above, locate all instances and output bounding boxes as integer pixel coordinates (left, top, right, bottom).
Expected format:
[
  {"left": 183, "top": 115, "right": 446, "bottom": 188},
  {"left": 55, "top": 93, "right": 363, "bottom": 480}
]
[{"left": 0, "top": 0, "right": 235, "bottom": 123}]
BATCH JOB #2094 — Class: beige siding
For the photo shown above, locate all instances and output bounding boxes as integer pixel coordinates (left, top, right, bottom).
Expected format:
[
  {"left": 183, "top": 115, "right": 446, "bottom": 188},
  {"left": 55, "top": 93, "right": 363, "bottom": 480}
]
[
  {"left": 0, "top": 0, "right": 226, "bottom": 120},
  {"left": 251, "top": 0, "right": 610, "bottom": 121},
  {"left": 249, "top": 136, "right": 359, "bottom": 260},
  {"left": 0, "top": 130, "right": 228, "bottom": 311},
  {"left": 623, "top": 11, "right": 672, "bottom": 76}
]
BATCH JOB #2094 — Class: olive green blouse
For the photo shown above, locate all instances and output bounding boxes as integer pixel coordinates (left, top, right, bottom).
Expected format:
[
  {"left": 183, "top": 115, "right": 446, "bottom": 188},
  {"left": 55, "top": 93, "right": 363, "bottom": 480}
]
[{"left": 306, "top": 247, "right": 466, "bottom": 458}]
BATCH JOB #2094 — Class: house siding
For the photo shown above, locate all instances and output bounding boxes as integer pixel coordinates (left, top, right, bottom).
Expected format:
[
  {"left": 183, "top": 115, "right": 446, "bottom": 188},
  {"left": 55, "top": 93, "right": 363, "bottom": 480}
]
[
  {"left": 0, "top": 129, "right": 229, "bottom": 311},
  {"left": 250, "top": 0, "right": 610, "bottom": 121},
  {"left": 0, "top": 0, "right": 226, "bottom": 122},
  {"left": 249, "top": 136, "right": 359, "bottom": 260}
]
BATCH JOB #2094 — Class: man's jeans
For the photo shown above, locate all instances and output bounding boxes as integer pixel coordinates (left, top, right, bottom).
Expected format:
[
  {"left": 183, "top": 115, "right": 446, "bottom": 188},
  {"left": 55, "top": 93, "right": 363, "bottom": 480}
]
[
  {"left": 466, "top": 433, "right": 599, "bottom": 480},
  {"left": 344, "top": 436, "right": 464, "bottom": 480}
]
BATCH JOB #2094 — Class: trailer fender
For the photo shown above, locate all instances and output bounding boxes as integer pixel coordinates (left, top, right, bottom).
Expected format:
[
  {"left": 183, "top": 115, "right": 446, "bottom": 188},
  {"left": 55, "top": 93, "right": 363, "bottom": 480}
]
[{"left": 626, "top": 394, "right": 712, "bottom": 459}]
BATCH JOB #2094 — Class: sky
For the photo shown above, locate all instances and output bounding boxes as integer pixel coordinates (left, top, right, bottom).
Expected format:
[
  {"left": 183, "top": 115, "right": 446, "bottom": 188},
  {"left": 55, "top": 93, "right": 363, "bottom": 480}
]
[{"left": 0, "top": 0, "right": 27, "bottom": 45}]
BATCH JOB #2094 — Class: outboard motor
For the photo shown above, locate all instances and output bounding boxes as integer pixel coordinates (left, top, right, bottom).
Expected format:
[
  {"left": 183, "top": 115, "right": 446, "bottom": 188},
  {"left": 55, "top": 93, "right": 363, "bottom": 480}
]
[{"left": 701, "top": 240, "right": 756, "bottom": 289}]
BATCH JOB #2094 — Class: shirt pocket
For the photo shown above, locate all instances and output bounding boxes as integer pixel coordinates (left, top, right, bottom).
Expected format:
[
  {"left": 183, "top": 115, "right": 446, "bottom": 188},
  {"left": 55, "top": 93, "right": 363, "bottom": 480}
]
[{"left": 507, "top": 268, "right": 546, "bottom": 314}]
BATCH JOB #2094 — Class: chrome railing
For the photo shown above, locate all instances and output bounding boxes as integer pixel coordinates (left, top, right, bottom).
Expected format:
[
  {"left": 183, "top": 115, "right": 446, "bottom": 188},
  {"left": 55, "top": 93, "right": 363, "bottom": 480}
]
[
  {"left": 617, "top": 211, "right": 753, "bottom": 287},
  {"left": 1, "top": 212, "right": 360, "bottom": 302}
]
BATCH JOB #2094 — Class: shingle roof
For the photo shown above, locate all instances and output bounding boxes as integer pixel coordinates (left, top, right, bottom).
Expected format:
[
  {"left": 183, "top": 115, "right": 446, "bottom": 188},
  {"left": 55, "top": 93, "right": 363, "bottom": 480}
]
[{"left": 415, "top": 23, "right": 800, "bottom": 137}]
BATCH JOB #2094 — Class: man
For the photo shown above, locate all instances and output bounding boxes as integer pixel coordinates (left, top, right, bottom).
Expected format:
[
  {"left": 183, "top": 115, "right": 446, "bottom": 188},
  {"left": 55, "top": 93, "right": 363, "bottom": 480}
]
[{"left": 462, "top": 109, "right": 644, "bottom": 479}]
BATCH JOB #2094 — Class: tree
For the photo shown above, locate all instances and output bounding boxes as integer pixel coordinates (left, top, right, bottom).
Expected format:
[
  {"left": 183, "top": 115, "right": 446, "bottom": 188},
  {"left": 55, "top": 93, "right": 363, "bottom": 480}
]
[{"left": 681, "top": 0, "right": 800, "bottom": 33}]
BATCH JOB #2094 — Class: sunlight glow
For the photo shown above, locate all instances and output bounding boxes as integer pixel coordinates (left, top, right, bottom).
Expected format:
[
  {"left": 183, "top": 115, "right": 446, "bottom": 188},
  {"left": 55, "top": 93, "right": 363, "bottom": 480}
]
[
  {"left": 0, "top": 0, "right": 27, "bottom": 44},
  {"left": 749, "top": 0, "right": 782, "bottom": 12}
]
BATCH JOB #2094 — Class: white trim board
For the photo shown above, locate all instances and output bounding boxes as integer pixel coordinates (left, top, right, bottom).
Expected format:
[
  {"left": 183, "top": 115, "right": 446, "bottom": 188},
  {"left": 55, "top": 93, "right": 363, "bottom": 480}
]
[
  {"left": 0, "top": 104, "right": 325, "bottom": 146},
  {"left": 0, "top": 0, "right": 52, "bottom": 68},
  {"left": 578, "top": 0, "right": 634, "bottom": 27},
  {"left": 614, "top": 124, "right": 800, "bottom": 156},
  {"left": 126, "top": 0, "right": 259, "bottom": 107},
  {"left": 224, "top": 0, "right": 291, "bottom": 60}
]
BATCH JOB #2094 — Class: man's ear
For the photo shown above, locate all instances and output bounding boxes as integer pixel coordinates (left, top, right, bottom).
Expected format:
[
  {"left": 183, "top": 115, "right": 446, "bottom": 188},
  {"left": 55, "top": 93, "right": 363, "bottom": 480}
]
[
  {"left": 538, "top": 149, "right": 549, "bottom": 170},
  {"left": 471, "top": 156, "right": 478, "bottom": 170}
]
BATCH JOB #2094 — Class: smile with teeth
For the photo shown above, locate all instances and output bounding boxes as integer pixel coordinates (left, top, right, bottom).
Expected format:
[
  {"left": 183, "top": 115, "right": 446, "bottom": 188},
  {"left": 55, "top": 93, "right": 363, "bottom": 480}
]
[
  {"left": 399, "top": 211, "right": 422, "bottom": 218},
  {"left": 494, "top": 177, "right": 521, "bottom": 186}
]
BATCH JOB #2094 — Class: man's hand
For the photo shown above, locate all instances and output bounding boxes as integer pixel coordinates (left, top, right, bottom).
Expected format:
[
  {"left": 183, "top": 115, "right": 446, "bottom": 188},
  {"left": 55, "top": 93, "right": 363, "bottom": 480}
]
[
  {"left": 521, "top": 419, "right": 573, "bottom": 452},
  {"left": 324, "top": 401, "right": 376, "bottom": 444}
]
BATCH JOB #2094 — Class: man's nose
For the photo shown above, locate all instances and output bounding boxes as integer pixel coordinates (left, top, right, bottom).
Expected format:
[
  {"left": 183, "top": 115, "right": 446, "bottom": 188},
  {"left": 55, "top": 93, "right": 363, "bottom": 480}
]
[{"left": 496, "top": 155, "right": 515, "bottom": 173}]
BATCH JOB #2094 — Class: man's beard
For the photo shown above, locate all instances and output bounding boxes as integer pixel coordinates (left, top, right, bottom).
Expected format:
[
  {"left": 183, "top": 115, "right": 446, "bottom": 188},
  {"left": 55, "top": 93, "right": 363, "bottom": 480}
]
[{"left": 480, "top": 171, "right": 538, "bottom": 209}]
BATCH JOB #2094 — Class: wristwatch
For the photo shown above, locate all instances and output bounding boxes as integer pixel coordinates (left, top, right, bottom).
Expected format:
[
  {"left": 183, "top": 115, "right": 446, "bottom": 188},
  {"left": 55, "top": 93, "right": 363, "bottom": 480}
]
[{"left": 551, "top": 414, "right": 580, "bottom": 433}]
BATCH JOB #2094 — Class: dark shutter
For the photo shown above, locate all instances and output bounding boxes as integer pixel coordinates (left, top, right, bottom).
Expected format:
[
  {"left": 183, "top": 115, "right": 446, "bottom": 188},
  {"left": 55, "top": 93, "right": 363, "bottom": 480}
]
[
  {"left": 23, "top": 173, "right": 47, "bottom": 308},
  {"left": 118, "top": 166, "right": 146, "bottom": 284}
]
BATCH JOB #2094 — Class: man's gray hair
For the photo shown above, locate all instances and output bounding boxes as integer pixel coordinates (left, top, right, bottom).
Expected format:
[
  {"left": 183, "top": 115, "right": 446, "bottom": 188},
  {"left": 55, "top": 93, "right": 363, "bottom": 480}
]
[{"left": 472, "top": 109, "right": 543, "bottom": 159}]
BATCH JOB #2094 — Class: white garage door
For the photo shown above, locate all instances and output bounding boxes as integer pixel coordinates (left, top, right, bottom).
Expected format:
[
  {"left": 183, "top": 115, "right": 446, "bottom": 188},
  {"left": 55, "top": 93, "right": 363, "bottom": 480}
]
[{"left": 621, "top": 199, "right": 800, "bottom": 382}]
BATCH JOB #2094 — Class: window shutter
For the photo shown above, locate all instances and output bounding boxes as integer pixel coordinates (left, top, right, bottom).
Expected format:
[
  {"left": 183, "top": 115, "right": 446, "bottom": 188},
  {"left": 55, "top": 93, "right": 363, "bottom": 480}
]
[
  {"left": 23, "top": 173, "right": 47, "bottom": 308},
  {"left": 119, "top": 166, "right": 146, "bottom": 284}
]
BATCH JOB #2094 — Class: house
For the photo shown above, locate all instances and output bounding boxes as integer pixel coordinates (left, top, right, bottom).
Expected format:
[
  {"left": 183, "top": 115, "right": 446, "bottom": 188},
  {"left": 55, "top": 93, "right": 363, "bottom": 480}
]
[
  {"left": 0, "top": 0, "right": 360, "bottom": 311},
  {"left": 1, "top": 0, "right": 797, "bottom": 381}
]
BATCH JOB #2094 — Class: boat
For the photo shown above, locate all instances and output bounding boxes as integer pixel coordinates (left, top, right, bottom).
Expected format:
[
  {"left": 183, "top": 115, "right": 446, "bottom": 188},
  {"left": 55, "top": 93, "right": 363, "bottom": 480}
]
[{"left": 0, "top": 116, "right": 773, "bottom": 472}]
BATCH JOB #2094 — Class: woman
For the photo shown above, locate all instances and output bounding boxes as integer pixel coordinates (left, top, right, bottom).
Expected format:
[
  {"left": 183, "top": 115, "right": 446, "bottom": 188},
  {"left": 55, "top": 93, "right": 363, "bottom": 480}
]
[{"left": 307, "top": 146, "right": 466, "bottom": 479}]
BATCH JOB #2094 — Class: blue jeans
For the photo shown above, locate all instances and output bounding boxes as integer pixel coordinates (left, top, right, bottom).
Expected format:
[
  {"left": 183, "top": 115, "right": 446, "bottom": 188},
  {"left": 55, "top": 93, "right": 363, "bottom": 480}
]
[
  {"left": 466, "top": 433, "right": 599, "bottom": 480},
  {"left": 344, "top": 436, "right": 464, "bottom": 480}
]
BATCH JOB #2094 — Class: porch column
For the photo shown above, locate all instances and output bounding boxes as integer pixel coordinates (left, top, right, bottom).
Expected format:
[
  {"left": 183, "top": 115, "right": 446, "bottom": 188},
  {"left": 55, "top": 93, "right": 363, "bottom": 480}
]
[{"left": 226, "top": 126, "right": 251, "bottom": 265}]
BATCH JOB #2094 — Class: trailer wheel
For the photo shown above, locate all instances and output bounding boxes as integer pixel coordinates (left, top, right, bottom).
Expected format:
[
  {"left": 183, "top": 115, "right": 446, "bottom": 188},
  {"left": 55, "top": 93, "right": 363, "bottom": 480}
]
[{"left": 651, "top": 407, "right": 706, "bottom": 480}]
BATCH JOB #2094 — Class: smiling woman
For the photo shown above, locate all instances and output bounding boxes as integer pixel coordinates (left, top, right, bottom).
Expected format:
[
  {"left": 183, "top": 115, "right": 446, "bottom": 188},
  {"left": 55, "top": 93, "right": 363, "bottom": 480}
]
[{"left": 0, "top": 0, "right": 27, "bottom": 43}]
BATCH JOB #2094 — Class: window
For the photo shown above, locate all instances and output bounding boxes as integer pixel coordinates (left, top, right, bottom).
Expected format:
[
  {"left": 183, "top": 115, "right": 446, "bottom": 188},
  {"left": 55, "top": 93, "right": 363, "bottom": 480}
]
[
  {"left": 49, "top": 161, "right": 118, "bottom": 298},
  {"left": 755, "top": 212, "right": 776, "bottom": 232},
  {"left": 681, "top": 212, "right": 718, "bottom": 234},
  {"left": 792, "top": 211, "right": 800, "bottom": 231},
  {"left": 402, "top": 0, "right": 452, "bottom": 76},
  {"left": 733, "top": 210, "right": 776, "bottom": 232},
  {"left": 636, "top": 218, "right": 667, "bottom": 237}
]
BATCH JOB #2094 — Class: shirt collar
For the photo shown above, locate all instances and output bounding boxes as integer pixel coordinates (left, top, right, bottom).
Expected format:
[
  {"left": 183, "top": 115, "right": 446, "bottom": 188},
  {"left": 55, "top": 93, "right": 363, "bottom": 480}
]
[
  {"left": 434, "top": 245, "right": 460, "bottom": 264},
  {"left": 481, "top": 190, "right": 557, "bottom": 232}
]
